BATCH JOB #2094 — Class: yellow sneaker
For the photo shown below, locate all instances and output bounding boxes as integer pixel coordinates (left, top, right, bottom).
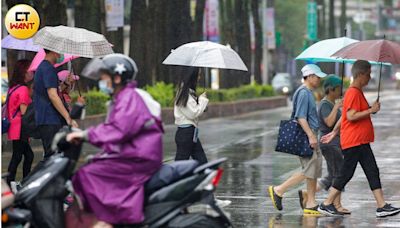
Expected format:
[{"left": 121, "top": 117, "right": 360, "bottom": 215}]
[{"left": 303, "top": 205, "right": 321, "bottom": 216}]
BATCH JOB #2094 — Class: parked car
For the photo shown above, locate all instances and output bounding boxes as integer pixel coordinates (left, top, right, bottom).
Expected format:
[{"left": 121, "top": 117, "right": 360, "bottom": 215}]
[{"left": 272, "top": 73, "right": 293, "bottom": 96}]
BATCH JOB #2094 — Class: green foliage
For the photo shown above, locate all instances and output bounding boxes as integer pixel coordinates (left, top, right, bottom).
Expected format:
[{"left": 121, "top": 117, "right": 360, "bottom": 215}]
[
  {"left": 144, "top": 82, "right": 175, "bottom": 108},
  {"left": 75, "top": 83, "right": 276, "bottom": 115},
  {"left": 275, "top": 0, "right": 308, "bottom": 55},
  {"left": 71, "top": 89, "right": 110, "bottom": 115}
]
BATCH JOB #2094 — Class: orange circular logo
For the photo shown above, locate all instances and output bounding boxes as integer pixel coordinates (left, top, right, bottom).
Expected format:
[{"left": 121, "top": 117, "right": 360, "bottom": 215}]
[{"left": 5, "top": 4, "right": 40, "bottom": 39}]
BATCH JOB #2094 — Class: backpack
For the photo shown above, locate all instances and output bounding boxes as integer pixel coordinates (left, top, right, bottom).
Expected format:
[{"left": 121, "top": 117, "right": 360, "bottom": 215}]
[
  {"left": 21, "top": 102, "right": 41, "bottom": 139},
  {"left": 2, "top": 85, "right": 22, "bottom": 134}
]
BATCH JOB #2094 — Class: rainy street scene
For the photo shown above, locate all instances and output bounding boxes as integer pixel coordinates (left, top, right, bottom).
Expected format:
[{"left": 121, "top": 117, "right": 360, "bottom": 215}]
[{"left": 1, "top": 1, "right": 400, "bottom": 228}]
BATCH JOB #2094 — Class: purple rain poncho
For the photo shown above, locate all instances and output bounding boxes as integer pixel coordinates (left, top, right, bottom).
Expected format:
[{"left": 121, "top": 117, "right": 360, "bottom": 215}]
[{"left": 72, "top": 82, "right": 163, "bottom": 224}]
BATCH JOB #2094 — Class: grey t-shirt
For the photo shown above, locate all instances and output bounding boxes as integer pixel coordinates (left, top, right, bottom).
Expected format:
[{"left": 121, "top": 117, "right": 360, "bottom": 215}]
[
  {"left": 293, "top": 86, "right": 319, "bottom": 131},
  {"left": 318, "top": 98, "right": 341, "bottom": 147}
]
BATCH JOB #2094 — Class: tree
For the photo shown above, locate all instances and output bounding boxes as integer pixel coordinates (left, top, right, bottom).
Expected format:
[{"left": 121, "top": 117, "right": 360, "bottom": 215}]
[
  {"left": 251, "top": 0, "right": 262, "bottom": 84},
  {"left": 329, "top": 0, "right": 335, "bottom": 38},
  {"left": 340, "top": 0, "right": 347, "bottom": 36},
  {"left": 275, "top": 0, "right": 307, "bottom": 56},
  {"left": 316, "top": 0, "right": 326, "bottom": 39},
  {"left": 129, "top": 0, "right": 148, "bottom": 86},
  {"left": 234, "top": 0, "right": 251, "bottom": 85},
  {"left": 193, "top": 0, "right": 206, "bottom": 41},
  {"left": 165, "top": 0, "right": 192, "bottom": 84}
]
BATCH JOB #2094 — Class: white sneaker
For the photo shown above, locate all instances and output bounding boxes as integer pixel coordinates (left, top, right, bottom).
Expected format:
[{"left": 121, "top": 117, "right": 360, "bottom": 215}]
[
  {"left": 10, "top": 181, "right": 19, "bottom": 193},
  {"left": 215, "top": 199, "right": 232, "bottom": 208}
]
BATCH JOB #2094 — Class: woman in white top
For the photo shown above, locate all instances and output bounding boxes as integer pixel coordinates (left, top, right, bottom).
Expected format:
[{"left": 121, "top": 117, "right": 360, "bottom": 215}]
[{"left": 174, "top": 67, "right": 209, "bottom": 164}]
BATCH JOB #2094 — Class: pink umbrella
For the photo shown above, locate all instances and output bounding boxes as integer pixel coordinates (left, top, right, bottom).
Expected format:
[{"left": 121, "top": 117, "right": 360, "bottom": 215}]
[
  {"left": 332, "top": 39, "right": 400, "bottom": 101},
  {"left": 28, "top": 49, "right": 79, "bottom": 72},
  {"left": 332, "top": 39, "right": 400, "bottom": 64},
  {"left": 57, "top": 70, "right": 80, "bottom": 82}
]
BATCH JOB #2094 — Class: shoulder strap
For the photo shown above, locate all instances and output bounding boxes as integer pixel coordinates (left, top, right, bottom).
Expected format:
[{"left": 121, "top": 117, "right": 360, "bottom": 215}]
[
  {"left": 4, "top": 85, "right": 22, "bottom": 106},
  {"left": 2, "top": 85, "right": 23, "bottom": 116},
  {"left": 291, "top": 87, "right": 308, "bottom": 119}
]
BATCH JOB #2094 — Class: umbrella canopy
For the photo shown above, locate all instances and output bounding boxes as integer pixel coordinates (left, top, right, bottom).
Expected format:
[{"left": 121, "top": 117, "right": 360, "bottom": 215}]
[
  {"left": 296, "top": 37, "right": 359, "bottom": 63},
  {"left": 58, "top": 70, "right": 80, "bottom": 82},
  {"left": 162, "top": 41, "right": 248, "bottom": 71},
  {"left": 331, "top": 39, "right": 400, "bottom": 64},
  {"left": 332, "top": 39, "right": 400, "bottom": 101},
  {"left": 1, "top": 35, "right": 40, "bottom": 52},
  {"left": 80, "top": 58, "right": 106, "bottom": 80},
  {"left": 33, "top": 26, "right": 114, "bottom": 58},
  {"left": 28, "top": 49, "right": 79, "bottom": 72}
]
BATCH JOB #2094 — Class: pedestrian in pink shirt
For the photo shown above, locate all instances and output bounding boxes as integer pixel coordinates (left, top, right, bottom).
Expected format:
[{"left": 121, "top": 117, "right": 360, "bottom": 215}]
[{"left": 6, "top": 59, "right": 34, "bottom": 184}]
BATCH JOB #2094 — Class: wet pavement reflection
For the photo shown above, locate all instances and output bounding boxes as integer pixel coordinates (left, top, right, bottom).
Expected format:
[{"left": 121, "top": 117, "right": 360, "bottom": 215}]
[{"left": 2, "top": 91, "right": 400, "bottom": 227}]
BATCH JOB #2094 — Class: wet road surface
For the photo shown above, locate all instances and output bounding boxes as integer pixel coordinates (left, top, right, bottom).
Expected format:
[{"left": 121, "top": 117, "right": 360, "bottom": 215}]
[{"left": 2, "top": 90, "right": 400, "bottom": 227}]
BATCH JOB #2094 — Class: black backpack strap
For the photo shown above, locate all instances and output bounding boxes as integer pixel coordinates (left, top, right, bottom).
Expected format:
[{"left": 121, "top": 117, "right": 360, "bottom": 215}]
[{"left": 3, "top": 85, "right": 23, "bottom": 117}]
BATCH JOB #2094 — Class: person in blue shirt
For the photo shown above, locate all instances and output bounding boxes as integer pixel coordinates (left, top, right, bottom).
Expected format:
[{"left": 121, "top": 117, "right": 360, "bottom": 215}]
[
  {"left": 268, "top": 64, "right": 326, "bottom": 215},
  {"left": 34, "top": 49, "right": 78, "bottom": 160}
]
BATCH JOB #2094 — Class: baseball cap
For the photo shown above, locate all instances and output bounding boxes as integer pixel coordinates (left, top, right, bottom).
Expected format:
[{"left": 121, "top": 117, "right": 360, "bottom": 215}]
[
  {"left": 323, "top": 75, "right": 342, "bottom": 89},
  {"left": 301, "top": 64, "right": 327, "bottom": 78}
]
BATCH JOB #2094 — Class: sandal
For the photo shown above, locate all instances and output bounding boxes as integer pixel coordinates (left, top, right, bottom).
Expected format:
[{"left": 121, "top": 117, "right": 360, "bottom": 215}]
[{"left": 336, "top": 206, "right": 351, "bottom": 215}]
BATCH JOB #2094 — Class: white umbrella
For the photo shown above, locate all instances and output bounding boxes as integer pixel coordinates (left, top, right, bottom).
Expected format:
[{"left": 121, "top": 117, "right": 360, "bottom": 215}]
[
  {"left": 1, "top": 35, "right": 40, "bottom": 52},
  {"left": 33, "top": 26, "right": 113, "bottom": 58},
  {"left": 162, "top": 41, "right": 248, "bottom": 71}
]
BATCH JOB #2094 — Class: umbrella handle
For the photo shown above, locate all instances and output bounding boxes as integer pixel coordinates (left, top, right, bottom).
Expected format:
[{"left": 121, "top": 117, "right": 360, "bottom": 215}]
[
  {"left": 340, "top": 61, "right": 345, "bottom": 97},
  {"left": 71, "top": 65, "right": 82, "bottom": 97},
  {"left": 377, "top": 62, "right": 382, "bottom": 103}
]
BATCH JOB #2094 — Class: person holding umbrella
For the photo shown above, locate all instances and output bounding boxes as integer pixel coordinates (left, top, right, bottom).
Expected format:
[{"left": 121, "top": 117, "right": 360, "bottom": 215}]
[
  {"left": 318, "top": 60, "right": 400, "bottom": 217},
  {"left": 174, "top": 67, "right": 208, "bottom": 164},
  {"left": 34, "top": 49, "right": 78, "bottom": 160}
]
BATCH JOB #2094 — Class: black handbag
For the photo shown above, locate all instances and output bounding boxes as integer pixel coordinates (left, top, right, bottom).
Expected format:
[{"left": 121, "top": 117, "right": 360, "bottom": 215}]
[{"left": 275, "top": 87, "right": 313, "bottom": 157}]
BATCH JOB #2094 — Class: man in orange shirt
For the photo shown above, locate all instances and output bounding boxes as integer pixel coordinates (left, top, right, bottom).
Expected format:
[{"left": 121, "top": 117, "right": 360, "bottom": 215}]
[{"left": 318, "top": 60, "right": 400, "bottom": 217}]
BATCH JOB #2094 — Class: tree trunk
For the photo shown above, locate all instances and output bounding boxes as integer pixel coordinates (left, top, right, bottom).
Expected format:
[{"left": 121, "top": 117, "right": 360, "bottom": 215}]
[
  {"left": 219, "top": 0, "right": 237, "bottom": 88},
  {"left": 193, "top": 0, "right": 206, "bottom": 41},
  {"left": 129, "top": 0, "right": 148, "bottom": 87},
  {"left": 316, "top": 0, "right": 326, "bottom": 39},
  {"left": 42, "top": 0, "right": 68, "bottom": 26},
  {"left": 166, "top": 0, "right": 192, "bottom": 84},
  {"left": 234, "top": 0, "right": 251, "bottom": 86},
  {"left": 340, "top": 0, "right": 346, "bottom": 36},
  {"left": 251, "top": 0, "right": 262, "bottom": 84},
  {"left": 153, "top": 1, "right": 169, "bottom": 84},
  {"left": 329, "top": 0, "right": 335, "bottom": 38}
]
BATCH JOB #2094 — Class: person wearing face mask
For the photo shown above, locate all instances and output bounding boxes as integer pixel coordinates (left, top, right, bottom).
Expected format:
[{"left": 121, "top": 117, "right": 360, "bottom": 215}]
[
  {"left": 33, "top": 49, "right": 78, "bottom": 161},
  {"left": 66, "top": 54, "right": 163, "bottom": 227}
]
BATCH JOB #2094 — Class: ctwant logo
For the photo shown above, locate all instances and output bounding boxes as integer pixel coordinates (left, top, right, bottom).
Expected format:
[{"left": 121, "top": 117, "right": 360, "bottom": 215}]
[{"left": 5, "top": 4, "right": 40, "bottom": 39}]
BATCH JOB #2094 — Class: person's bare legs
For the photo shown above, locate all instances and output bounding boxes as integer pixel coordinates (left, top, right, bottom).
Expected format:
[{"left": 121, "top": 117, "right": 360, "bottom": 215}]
[
  {"left": 323, "top": 187, "right": 341, "bottom": 205},
  {"left": 305, "top": 178, "right": 318, "bottom": 208},
  {"left": 333, "top": 193, "right": 350, "bottom": 213},
  {"left": 372, "top": 188, "right": 386, "bottom": 208},
  {"left": 274, "top": 172, "right": 305, "bottom": 196}
]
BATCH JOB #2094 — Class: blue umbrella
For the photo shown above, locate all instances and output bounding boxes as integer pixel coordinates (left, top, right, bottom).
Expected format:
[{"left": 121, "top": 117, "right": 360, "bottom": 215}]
[
  {"left": 296, "top": 36, "right": 391, "bottom": 96},
  {"left": 296, "top": 37, "right": 359, "bottom": 63}
]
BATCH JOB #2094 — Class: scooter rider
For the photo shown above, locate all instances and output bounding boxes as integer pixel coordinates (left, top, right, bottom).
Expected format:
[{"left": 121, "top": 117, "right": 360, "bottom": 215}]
[{"left": 66, "top": 54, "right": 163, "bottom": 227}]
